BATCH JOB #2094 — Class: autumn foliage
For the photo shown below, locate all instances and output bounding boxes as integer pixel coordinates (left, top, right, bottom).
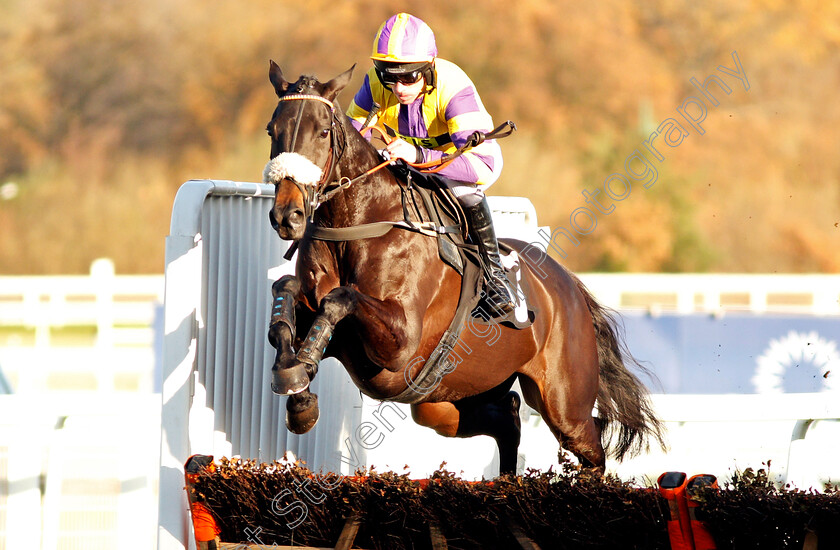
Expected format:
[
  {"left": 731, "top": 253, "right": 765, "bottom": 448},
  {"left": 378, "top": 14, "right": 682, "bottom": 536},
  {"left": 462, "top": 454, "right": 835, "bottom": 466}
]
[{"left": 1, "top": 0, "right": 838, "bottom": 273}]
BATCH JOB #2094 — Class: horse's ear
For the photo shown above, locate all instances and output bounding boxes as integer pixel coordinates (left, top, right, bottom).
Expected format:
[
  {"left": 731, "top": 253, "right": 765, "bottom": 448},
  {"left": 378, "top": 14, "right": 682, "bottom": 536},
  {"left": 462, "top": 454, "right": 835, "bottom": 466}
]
[
  {"left": 323, "top": 64, "right": 356, "bottom": 102},
  {"left": 269, "top": 60, "right": 290, "bottom": 97}
]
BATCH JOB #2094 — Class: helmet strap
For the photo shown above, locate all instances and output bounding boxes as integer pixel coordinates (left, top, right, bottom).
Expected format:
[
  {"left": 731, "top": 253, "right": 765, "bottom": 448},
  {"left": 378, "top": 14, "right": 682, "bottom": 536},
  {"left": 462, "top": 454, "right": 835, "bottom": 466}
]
[{"left": 422, "top": 60, "right": 436, "bottom": 91}]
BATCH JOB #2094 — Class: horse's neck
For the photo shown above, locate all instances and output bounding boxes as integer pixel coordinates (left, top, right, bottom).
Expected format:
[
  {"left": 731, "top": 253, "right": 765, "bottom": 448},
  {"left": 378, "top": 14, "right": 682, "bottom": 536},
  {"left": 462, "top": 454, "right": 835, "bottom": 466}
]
[
  {"left": 319, "top": 120, "right": 405, "bottom": 228},
  {"left": 337, "top": 123, "right": 388, "bottom": 183}
]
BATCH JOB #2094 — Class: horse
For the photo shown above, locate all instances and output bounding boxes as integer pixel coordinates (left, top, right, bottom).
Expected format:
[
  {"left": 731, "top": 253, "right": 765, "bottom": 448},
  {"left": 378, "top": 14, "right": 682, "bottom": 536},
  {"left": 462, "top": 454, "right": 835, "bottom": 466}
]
[{"left": 263, "top": 61, "right": 664, "bottom": 475}]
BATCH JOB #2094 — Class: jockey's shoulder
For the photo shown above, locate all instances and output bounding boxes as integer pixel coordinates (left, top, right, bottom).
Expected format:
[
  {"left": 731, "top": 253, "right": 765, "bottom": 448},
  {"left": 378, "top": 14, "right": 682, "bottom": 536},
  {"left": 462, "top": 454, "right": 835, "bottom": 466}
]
[
  {"left": 433, "top": 58, "right": 472, "bottom": 84},
  {"left": 432, "top": 59, "right": 480, "bottom": 101}
]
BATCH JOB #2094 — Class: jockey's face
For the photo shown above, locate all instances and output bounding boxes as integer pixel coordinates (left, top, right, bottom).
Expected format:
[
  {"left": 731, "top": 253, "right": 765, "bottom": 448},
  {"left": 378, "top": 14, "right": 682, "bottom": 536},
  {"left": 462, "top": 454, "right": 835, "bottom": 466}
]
[{"left": 392, "top": 76, "right": 425, "bottom": 105}]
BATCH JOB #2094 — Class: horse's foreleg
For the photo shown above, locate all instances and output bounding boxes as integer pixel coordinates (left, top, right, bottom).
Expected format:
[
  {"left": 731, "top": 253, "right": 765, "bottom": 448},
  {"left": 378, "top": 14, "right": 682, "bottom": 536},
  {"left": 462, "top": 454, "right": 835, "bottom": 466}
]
[
  {"left": 268, "top": 276, "right": 311, "bottom": 395},
  {"left": 297, "top": 286, "right": 358, "bottom": 367},
  {"left": 284, "top": 286, "right": 358, "bottom": 435},
  {"left": 411, "top": 391, "right": 522, "bottom": 476}
]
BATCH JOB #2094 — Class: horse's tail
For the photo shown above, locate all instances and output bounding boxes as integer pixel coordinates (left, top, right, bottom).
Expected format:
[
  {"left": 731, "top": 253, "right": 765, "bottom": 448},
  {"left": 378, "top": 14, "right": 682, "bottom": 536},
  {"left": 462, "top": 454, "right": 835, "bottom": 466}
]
[{"left": 573, "top": 275, "right": 666, "bottom": 461}]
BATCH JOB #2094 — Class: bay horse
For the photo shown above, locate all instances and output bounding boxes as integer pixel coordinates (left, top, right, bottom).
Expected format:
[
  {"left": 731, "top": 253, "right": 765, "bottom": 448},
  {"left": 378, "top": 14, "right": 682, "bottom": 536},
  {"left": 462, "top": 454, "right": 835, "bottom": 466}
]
[{"left": 264, "top": 61, "right": 664, "bottom": 475}]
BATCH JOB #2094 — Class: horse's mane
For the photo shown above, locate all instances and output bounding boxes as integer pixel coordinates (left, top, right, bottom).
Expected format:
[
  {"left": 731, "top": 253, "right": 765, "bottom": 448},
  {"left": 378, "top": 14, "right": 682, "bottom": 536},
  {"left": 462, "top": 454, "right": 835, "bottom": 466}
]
[
  {"left": 333, "top": 100, "right": 399, "bottom": 180},
  {"left": 290, "top": 75, "right": 319, "bottom": 93}
]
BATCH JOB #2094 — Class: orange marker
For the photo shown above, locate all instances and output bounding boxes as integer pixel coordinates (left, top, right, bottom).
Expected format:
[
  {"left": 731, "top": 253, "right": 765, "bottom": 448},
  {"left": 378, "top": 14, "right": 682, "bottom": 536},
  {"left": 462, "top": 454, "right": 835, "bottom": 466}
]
[
  {"left": 686, "top": 474, "right": 719, "bottom": 550},
  {"left": 658, "top": 471, "right": 694, "bottom": 550},
  {"left": 185, "top": 455, "right": 221, "bottom": 550}
]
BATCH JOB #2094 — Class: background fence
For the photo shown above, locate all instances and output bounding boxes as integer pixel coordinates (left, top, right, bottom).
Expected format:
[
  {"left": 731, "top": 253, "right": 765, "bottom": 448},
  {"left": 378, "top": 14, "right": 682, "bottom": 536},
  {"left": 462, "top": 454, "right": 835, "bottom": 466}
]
[{"left": 0, "top": 258, "right": 163, "bottom": 393}]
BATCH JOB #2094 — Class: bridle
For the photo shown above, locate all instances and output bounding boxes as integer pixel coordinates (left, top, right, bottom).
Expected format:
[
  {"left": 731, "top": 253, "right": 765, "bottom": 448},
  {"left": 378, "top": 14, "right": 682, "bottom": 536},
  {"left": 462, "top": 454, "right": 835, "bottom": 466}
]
[{"left": 269, "top": 93, "right": 349, "bottom": 225}]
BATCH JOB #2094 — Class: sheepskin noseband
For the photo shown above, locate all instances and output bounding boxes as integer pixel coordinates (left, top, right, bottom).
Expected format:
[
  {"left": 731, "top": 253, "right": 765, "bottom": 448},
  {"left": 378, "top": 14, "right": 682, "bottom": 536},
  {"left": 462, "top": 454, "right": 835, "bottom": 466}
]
[{"left": 263, "top": 152, "right": 323, "bottom": 186}]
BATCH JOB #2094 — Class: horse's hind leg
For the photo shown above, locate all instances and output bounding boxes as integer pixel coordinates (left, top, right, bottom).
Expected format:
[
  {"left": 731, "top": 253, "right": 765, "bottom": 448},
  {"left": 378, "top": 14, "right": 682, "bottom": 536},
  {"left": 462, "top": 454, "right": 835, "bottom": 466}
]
[
  {"left": 519, "top": 374, "right": 605, "bottom": 471},
  {"left": 457, "top": 391, "right": 522, "bottom": 475},
  {"left": 412, "top": 391, "right": 522, "bottom": 475}
]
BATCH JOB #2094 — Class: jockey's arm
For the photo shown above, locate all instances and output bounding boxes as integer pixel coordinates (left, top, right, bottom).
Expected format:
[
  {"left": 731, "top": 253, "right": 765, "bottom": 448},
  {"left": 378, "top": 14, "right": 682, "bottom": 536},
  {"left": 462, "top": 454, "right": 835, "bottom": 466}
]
[
  {"left": 418, "top": 84, "right": 503, "bottom": 187},
  {"left": 346, "top": 73, "right": 377, "bottom": 135},
  {"left": 418, "top": 65, "right": 503, "bottom": 187}
]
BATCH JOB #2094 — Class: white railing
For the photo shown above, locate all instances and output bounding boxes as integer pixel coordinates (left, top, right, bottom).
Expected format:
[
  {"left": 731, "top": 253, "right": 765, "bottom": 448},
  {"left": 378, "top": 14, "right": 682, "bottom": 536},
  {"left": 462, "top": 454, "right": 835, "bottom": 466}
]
[
  {"left": 580, "top": 273, "right": 840, "bottom": 315},
  {"left": 1, "top": 265, "right": 835, "bottom": 358},
  {"left": 0, "top": 259, "right": 164, "bottom": 393},
  {"left": 608, "top": 393, "right": 840, "bottom": 489},
  {"left": 2, "top": 266, "right": 836, "bottom": 394},
  {"left": 0, "top": 258, "right": 164, "bottom": 348}
]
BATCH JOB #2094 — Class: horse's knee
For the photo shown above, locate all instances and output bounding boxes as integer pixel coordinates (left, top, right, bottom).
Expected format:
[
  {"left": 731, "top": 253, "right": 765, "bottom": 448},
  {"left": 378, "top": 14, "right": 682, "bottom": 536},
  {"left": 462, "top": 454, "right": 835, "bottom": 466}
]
[
  {"left": 296, "top": 286, "right": 357, "bottom": 367},
  {"left": 273, "top": 274, "right": 301, "bottom": 295},
  {"left": 320, "top": 286, "right": 358, "bottom": 322}
]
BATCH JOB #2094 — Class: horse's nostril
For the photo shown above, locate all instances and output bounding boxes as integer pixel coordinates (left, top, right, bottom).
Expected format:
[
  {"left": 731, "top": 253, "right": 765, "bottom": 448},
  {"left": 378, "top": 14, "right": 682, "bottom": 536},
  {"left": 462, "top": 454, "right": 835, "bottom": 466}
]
[
  {"left": 287, "top": 209, "right": 304, "bottom": 225},
  {"left": 271, "top": 204, "right": 306, "bottom": 238}
]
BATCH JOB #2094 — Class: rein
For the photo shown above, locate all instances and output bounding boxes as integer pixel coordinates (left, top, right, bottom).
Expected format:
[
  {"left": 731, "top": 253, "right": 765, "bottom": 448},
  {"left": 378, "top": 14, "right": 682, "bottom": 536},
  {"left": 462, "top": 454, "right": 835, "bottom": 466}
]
[{"left": 357, "top": 119, "right": 518, "bottom": 178}]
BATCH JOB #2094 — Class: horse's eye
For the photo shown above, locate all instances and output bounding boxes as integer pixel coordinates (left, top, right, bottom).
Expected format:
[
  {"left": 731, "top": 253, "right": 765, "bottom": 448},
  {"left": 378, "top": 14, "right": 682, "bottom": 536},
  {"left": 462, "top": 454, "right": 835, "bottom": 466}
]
[{"left": 319, "top": 128, "right": 330, "bottom": 139}]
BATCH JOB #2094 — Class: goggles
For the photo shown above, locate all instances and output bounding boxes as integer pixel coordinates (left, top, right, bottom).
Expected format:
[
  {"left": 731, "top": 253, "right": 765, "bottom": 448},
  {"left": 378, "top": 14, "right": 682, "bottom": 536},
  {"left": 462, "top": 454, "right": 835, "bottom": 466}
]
[
  {"left": 377, "top": 69, "right": 423, "bottom": 86},
  {"left": 374, "top": 59, "right": 429, "bottom": 87}
]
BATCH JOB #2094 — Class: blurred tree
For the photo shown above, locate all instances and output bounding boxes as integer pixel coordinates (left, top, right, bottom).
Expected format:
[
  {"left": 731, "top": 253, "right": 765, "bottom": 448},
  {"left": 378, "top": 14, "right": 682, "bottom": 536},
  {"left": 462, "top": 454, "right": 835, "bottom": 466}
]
[
  {"left": 0, "top": 0, "right": 838, "bottom": 273},
  {"left": 0, "top": 1, "right": 50, "bottom": 175},
  {"left": 31, "top": 0, "right": 191, "bottom": 162}
]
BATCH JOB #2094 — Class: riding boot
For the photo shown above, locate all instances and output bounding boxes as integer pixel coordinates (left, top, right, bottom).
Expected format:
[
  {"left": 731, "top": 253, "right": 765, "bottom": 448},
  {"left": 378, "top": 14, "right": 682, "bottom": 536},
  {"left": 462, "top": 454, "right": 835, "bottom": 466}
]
[{"left": 464, "top": 197, "right": 517, "bottom": 315}]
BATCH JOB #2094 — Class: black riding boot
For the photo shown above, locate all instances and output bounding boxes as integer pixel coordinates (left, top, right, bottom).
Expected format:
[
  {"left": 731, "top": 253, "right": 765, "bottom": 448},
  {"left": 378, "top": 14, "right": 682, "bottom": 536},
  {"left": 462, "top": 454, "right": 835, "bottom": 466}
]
[{"left": 464, "top": 198, "right": 516, "bottom": 315}]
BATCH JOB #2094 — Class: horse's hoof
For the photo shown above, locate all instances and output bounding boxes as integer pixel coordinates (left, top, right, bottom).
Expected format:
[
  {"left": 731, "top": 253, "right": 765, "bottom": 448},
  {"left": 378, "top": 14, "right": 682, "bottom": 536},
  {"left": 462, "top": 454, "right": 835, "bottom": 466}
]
[
  {"left": 286, "top": 393, "right": 319, "bottom": 434},
  {"left": 271, "top": 364, "right": 310, "bottom": 395}
]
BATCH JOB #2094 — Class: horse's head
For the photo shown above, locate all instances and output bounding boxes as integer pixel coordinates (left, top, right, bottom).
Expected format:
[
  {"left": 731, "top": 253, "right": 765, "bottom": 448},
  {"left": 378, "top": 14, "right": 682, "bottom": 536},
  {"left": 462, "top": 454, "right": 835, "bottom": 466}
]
[{"left": 265, "top": 61, "right": 354, "bottom": 240}]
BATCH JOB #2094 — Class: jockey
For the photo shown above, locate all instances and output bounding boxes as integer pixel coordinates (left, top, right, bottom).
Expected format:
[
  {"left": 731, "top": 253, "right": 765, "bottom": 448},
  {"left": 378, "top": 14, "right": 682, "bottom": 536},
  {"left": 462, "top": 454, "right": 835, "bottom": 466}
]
[{"left": 347, "top": 12, "right": 516, "bottom": 315}]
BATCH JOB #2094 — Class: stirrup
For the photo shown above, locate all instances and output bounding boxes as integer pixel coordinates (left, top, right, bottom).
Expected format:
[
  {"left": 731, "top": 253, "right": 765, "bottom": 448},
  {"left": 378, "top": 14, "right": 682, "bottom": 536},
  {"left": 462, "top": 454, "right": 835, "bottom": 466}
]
[{"left": 478, "top": 276, "right": 516, "bottom": 316}]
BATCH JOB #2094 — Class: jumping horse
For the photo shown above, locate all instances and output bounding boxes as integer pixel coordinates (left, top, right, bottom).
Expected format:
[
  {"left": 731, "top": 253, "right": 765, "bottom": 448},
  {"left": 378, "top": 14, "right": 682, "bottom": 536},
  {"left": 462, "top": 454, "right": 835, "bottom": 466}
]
[{"left": 263, "top": 61, "right": 664, "bottom": 475}]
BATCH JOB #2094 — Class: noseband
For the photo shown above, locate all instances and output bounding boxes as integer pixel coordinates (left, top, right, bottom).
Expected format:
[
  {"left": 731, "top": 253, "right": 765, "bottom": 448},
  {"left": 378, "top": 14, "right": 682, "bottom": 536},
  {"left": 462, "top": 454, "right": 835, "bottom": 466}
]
[{"left": 270, "top": 93, "right": 349, "bottom": 223}]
